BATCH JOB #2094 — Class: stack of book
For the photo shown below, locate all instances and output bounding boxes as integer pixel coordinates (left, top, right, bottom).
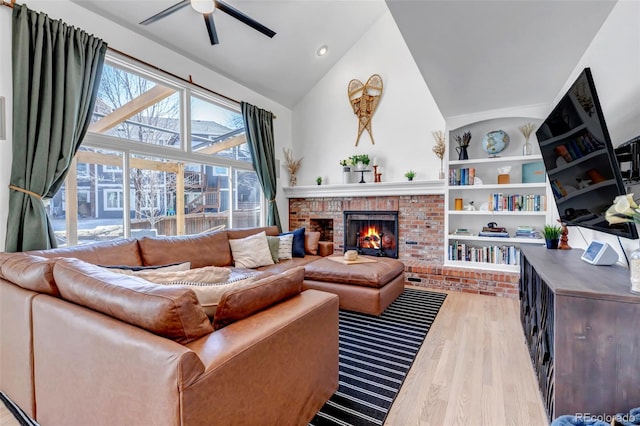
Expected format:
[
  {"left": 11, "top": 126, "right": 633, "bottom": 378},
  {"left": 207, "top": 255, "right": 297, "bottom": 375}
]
[
  {"left": 478, "top": 225, "right": 509, "bottom": 238},
  {"left": 515, "top": 226, "right": 541, "bottom": 239}
]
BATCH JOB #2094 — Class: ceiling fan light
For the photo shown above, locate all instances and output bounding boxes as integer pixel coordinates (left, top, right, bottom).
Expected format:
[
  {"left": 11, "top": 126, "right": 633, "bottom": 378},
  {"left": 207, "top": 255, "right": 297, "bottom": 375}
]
[{"left": 191, "top": 0, "right": 215, "bottom": 14}]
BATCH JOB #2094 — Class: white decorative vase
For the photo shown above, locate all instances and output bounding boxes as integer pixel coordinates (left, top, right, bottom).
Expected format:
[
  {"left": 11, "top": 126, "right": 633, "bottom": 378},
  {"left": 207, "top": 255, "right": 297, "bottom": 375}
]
[{"left": 342, "top": 167, "right": 351, "bottom": 184}]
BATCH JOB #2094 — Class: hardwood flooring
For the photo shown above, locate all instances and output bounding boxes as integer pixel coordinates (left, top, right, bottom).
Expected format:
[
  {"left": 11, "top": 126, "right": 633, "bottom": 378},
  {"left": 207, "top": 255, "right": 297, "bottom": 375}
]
[{"left": 0, "top": 288, "right": 547, "bottom": 426}]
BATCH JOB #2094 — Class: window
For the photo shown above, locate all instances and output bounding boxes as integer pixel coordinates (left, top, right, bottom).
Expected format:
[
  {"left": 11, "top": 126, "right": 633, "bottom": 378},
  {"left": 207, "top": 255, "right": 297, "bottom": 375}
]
[
  {"left": 89, "top": 63, "right": 181, "bottom": 148},
  {"left": 51, "top": 53, "right": 264, "bottom": 246},
  {"left": 105, "top": 189, "right": 124, "bottom": 210},
  {"left": 190, "top": 95, "right": 251, "bottom": 163}
]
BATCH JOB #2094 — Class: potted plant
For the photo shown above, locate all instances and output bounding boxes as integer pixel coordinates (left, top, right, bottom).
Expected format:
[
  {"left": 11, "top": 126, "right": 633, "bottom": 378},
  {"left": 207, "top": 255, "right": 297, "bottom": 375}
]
[
  {"left": 404, "top": 170, "right": 416, "bottom": 181},
  {"left": 543, "top": 225, "right": 562, "bottom": 249},
  {"left": 316, "top": 176, "right": 322, "bottom": 185},
  {"left": 339, "top": 159, "right": 352, "bottom": 172},
  {"left": 350, "top": 154, "right": 370, "bottom": 170}
]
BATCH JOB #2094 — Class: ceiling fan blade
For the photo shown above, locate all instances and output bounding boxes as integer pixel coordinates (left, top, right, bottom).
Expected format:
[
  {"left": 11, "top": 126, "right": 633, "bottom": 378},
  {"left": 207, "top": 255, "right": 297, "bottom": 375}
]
[
  {"left": 214, "top": 0, "right": 276, "bottom": 39},
  {"left": 204, "top": 13, "right": 220, "bottom": 45},
  {"left": 140, "top": 0, "right": 191, "bottom": 25}
]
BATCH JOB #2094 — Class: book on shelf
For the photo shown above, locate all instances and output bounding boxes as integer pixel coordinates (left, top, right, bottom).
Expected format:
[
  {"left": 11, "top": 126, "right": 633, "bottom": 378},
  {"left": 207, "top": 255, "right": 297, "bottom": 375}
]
[
  {"left": 478, "top": 231, "right": 510, "bottom": 237},
  {"left": 449, "top": 167, "right": 476, "bottom": 186},
  {"left": 448, "top": 242, "right": 520, "bottom": 265},
  {"left": 488, "top": 193, "right": 546, "bottom": 212},
  {"left": 452, "top": 228, "right": 473, "bottom": 236}
]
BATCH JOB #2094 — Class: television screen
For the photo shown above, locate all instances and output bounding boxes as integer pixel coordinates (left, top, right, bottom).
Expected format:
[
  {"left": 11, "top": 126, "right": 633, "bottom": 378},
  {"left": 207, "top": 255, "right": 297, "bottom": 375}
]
[{"left": 536, "top": 67, "right": 638, "bottom": 240}]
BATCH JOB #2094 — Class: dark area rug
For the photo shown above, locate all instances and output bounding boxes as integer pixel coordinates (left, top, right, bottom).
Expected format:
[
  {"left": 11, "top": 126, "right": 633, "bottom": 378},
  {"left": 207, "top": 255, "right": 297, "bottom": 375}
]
[
  {"left": 310, "top": 288, "right": 447, "bottom": 426},
  {"left": 0, "top": 392, "right": 38, "bottom": 426}
]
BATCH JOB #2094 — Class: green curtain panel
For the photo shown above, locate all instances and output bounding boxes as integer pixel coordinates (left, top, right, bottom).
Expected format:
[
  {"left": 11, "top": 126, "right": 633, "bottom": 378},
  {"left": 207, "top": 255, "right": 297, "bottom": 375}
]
[
  {"left": 6, "top": 4, "right": 107, "bottom": 252},
  {"left": 241, "top": 102, "right": 282, "bottom": 232}
]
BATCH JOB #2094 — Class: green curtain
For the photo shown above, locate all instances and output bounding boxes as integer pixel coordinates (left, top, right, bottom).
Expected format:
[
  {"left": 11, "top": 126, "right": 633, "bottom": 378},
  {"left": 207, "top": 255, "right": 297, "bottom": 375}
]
[
  {"left": 6, "top": 4, "right": 107, "bottom": 252},
  {"left": 241, "top": 102, "right": 282, "bottom": 232}
]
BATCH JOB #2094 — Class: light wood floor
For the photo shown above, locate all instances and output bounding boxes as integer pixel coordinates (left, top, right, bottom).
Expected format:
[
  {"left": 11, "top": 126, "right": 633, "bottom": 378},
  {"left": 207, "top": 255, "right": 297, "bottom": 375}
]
[{"left": 0, "top": 289, "right": 547, "bottom": 426}]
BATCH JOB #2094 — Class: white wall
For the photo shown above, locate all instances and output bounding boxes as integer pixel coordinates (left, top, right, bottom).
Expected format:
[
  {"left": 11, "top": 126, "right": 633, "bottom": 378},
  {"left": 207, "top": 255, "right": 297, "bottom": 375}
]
[
  {"left": 292, "top": 11, "right": 445, "bottom": 186},
  {"left": 0, "top": 9, "right": 12, "bottom": 250},
  {"left": 551, "top": 0, "right": 640, "bottom": 260},
  {"left": 0, "top": 1, "right": 294, "bottom": 248}
]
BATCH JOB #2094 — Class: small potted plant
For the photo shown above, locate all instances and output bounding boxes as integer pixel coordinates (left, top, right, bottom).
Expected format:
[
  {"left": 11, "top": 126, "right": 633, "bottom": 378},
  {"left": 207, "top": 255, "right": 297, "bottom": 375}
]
[
  {"left": 350, "top": 154, "right": 371, "bottom": 170},
  {"left": 316, "top": 176, "right": 322, "bottom": 185},
  {"left": 404, "top": 170, "right": 416, "bottom": 181},
  {"left": 543, "top": 225, "right": 562, "bottom": 249}
]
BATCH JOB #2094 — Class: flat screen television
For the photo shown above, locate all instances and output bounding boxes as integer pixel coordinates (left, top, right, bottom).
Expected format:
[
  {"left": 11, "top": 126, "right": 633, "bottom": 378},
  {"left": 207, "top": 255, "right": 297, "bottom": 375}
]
[{"left": 536, "top": 67, "right": 638, "bottom": 240}]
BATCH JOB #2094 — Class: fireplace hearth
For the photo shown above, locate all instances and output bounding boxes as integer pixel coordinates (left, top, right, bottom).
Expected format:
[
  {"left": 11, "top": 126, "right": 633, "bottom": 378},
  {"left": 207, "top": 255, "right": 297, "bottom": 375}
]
[{"left": 344, "top": 211, "right": 398, "bottom": 258}]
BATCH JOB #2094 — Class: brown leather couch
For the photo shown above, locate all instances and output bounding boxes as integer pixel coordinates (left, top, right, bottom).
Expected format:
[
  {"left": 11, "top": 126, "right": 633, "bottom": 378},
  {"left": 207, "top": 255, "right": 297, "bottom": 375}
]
[{"left": 0, "top": 226, "right": 339, "bottom": 426}]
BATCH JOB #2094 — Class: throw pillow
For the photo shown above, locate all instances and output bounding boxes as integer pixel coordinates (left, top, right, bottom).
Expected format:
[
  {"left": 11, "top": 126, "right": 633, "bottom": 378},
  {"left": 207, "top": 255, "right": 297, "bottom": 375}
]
[
  {"left": 277, "top": 233, "right": 293, "bottom": 260},
  {"left": 213, "top": 267, "right": 304, "bottom": 330},
  {"left": 266, "top": 236, "right": 280, "bottom": 263},
  {"left": 280, "top": 228, "right": 305, "bottom": 258},
  {"left": 304, "top": 231, "right": 321, "bottom": 255},
  {"left": 228, "top": 231, "right": 275, "bottom": 269}
]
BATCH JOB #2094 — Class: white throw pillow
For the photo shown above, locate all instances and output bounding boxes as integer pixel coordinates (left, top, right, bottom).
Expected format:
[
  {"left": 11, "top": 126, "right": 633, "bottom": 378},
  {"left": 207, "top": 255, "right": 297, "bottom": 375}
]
[
  {"left": 229, "top": 231, "right": 275, "bottom": 269},
  {"left": 277, "top": 233, "right": 294, "bottom": 260}
]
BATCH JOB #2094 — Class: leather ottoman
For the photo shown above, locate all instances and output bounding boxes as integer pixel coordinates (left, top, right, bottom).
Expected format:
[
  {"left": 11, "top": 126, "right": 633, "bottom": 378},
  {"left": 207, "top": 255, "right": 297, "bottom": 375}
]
[{"left": 303, "top": 256, "right": 405, "bottom": 316}]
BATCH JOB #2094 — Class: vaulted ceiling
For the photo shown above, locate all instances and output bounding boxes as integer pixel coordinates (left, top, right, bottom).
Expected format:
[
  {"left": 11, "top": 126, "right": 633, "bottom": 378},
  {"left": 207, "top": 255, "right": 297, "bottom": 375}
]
[{"left": 72, "top": 0, "right": 617, "bottom": 117}]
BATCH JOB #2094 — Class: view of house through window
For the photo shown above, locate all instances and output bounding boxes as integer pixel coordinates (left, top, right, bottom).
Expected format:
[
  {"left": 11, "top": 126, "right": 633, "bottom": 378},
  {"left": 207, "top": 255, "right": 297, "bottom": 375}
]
[{"left": 51, "top": 55, "right": 263, "bottom": 246}]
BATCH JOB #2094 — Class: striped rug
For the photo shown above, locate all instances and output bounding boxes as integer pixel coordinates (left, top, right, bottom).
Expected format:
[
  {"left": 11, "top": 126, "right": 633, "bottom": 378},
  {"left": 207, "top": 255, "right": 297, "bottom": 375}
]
[{"left": 310, "top": 288, "right": 447, "bottom": 426}]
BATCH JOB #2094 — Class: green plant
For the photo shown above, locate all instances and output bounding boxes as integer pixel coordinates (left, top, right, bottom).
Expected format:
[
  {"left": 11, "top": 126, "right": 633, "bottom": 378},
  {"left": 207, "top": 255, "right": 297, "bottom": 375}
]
[
  {"left": 339, "top": 159, "right": 352, "bottom": 167},
  {"left": 349, "top": 154, "right": 370, "bottom": 166},
  {"left": 316, "top": 176, "right": 322, "bottom": 185},
  {"left": 542, "top": 225, "right": 562, "bottom": 240},
  {"left": 404, "top": 170, "right": 416, "bottom": 179}
]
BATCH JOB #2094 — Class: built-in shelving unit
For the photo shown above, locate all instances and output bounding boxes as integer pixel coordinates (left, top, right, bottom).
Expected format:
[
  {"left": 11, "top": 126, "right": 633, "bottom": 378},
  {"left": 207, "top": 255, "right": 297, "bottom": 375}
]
[{"left": 445, "top": 116, "right": 551, "bottom": 272}]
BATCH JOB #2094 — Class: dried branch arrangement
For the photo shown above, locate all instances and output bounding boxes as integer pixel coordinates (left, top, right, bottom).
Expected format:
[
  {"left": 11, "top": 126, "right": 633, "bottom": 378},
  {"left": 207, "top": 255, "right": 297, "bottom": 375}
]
[
  {"left": 454, "top": 131, "right": 472, "bottom": 147},
  {"left": 431, "top": 131, "right": 446, "bottom": 160},
  {"left": 519, "top": 123, "right": 536, "bottom": 141},
  {"left": 283, "top": 148, "right": 302, "bottom": 186}
]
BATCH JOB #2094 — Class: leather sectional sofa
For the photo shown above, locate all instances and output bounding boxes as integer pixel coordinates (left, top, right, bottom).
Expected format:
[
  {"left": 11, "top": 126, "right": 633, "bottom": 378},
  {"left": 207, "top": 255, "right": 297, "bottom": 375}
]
[{"left": 0, "top": 226, "right": 339, "bottom": 426}]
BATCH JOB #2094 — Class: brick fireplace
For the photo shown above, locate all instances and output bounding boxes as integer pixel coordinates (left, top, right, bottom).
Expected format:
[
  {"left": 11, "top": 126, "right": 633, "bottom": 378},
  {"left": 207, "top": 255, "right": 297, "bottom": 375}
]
[
  {"left": 284, "top": 183, "right": 519, "bottom": 298},
  {"left": 289, "top": 195, "right": 445, "bottom": 263}
]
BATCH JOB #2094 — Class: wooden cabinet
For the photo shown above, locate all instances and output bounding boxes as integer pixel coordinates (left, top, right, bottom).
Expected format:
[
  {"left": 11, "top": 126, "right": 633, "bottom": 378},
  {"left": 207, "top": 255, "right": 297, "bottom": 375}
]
[{"left": 520, "top": 245, "right": 640, "bottom": 420}]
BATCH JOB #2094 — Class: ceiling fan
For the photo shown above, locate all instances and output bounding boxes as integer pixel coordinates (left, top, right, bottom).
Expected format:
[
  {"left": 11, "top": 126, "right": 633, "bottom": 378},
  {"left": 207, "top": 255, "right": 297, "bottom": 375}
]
[{"left": 140, "top": 0, "right": 276, "bottom": 46}]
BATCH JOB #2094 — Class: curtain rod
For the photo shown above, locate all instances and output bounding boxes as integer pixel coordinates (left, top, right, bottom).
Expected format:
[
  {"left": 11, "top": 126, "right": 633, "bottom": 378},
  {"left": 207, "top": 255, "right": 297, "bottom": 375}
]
[{"left": 1, "top": 0, "right": 277, "bottom": 119}]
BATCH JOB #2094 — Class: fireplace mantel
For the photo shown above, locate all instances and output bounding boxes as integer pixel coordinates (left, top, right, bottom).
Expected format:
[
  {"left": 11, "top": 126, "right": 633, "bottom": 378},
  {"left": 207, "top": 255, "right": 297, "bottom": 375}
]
[{"left": 282, "top": 180, "right": 445, "bottom": 198}]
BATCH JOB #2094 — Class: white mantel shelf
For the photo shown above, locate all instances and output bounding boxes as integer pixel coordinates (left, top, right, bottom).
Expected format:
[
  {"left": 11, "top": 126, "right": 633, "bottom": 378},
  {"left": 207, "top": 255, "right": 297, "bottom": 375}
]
[{"left": 282, "top": 180, "right": 445, "bottom": 198}]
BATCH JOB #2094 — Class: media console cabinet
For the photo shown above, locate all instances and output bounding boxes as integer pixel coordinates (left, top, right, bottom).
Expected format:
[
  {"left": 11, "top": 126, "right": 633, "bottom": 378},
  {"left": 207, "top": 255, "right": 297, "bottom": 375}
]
[{"left": 519, "top": 245, "right": 640, "bottom": 420}]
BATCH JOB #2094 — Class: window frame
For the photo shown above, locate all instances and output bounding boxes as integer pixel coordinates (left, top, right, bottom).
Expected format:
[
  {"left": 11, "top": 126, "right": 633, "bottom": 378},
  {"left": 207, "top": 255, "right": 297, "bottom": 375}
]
[{"left": 58, "top": 51, "right": 264, "bottom": 242}]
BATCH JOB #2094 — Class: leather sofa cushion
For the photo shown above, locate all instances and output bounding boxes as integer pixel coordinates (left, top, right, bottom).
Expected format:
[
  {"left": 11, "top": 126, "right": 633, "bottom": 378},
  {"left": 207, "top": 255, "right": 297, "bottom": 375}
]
[
  {"left": 213, "top": 267, "right": 303, "bottom": 330},
  {"left": 139, "top": 231, "right": 232, "bottom": 268},
  {"left": 303, "top": 256, "right": 405, "bottom": 288},
  {"left": 53, "top": 258, "right": 213, "bottom": 344},
  {"left": 226, "top": 226, "right": 279, "bottom": 240},
  {"left": 304, "top": 232, "right": 321, "bottom": 255},
  {"left": 1, "top": 254, "right": 59, "bottom": 296},
  {"left": 26, "top": 238, "right": 143, "bottom": 267}
]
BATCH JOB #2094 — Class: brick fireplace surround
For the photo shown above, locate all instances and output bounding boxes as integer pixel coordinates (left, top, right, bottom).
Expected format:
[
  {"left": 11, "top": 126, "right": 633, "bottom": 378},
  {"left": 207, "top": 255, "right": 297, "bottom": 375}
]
[{"left": 285, "top": 183, "right": 519, "bottom": 298}]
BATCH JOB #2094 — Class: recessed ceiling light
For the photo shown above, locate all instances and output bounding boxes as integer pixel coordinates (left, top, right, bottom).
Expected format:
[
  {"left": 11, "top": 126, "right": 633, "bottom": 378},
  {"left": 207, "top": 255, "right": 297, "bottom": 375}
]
[{"left": 316, "top": 45, "right": 329, "bottom": 57}]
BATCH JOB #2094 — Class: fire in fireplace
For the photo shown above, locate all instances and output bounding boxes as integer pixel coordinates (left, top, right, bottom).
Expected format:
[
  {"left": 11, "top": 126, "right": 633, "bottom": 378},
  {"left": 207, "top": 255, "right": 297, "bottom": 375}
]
[{"left": 343, "top": 211, "right": 398, "bottom": 258}]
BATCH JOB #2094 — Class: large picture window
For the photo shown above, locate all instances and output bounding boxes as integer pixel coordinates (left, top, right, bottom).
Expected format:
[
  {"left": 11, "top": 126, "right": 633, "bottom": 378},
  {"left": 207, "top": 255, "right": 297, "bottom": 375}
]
[{"left": 51, "top": 54, "right": 264, "bottom": 246}]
